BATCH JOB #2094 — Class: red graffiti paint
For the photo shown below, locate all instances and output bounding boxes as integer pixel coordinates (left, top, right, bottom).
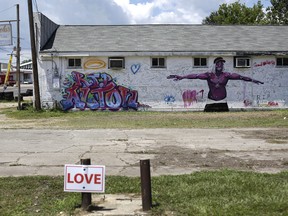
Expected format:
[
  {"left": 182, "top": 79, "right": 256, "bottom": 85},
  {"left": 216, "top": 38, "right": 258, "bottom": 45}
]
[
  {"left": 254, "top": 60, "right": 275, "bottom": 67},
  {"left": 268, "top": 101, "right": 279, "bottom": 106}
]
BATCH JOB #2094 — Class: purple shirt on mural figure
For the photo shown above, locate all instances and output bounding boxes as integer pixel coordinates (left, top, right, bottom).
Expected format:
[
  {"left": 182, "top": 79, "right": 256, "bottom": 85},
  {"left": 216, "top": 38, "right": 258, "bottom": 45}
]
[{"left": 167, "top": 57, "right": 264, "bottom": 102}]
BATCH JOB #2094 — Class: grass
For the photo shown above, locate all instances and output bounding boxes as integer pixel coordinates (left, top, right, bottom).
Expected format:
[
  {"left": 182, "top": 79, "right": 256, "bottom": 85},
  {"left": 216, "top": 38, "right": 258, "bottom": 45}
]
[
  {"left": 0, "top": 170, "right": 288, "bottom": 215},
  {"left": 1, "top": 108, "right": 288, "bottom": 129}
]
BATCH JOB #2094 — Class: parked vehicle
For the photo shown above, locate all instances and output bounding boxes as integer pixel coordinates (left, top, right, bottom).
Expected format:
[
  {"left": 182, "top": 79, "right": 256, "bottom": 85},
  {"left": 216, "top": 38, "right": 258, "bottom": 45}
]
[{"left": 0, "top": 75, "right": 16, "bottom": 86}]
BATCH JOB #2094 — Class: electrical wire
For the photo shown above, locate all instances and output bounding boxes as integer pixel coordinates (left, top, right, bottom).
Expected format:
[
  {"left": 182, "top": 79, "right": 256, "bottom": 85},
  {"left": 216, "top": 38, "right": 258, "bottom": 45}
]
[{"left": 33, "top": 0, "right": 39, "bottom": 12}]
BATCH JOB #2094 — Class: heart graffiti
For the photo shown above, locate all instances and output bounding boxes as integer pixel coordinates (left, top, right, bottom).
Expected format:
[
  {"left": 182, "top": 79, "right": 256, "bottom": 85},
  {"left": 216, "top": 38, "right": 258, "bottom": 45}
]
[{"left": 131, "top": 64, "right": 141, "bottom": 74}]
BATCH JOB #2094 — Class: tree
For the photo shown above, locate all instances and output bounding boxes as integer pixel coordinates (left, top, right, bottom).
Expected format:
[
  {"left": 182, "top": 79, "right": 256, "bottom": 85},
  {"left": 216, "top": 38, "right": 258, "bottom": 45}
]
[
  {"left": 266, "top": 0, "right": 288, "bottom": 24},
  {"left": 202, "top": 1, "right": 266, "bottom": 25},
  {"left": 21, "top": 59, "right": 32, "bottom": 64}
]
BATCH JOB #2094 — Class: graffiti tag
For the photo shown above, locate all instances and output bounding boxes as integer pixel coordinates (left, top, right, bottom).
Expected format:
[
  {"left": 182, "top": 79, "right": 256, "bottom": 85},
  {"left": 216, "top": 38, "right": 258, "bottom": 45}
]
[
  {"left": 182, "top": 89, "right": 204, "bottom": 108},
  {"left": 243, "top": 99, "right": 253, "bottom": 107},
  {"left": 60, "top": 71, "right": 138, "bottom": 111},
  {"left": 254, "top": 60, "right": 275, "bottom": 67},
  {"left": 131, "top": 64, "right": 141, "bottom": 74},
  {"left": 164, "top": 95, "right": 175, "bottom": 104}
]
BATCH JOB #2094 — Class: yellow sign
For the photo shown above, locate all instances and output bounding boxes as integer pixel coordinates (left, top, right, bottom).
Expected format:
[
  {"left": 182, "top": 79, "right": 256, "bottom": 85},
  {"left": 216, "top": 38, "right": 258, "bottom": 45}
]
[{"left": 4, "top": 54, "right": 13, "bottom": 84}]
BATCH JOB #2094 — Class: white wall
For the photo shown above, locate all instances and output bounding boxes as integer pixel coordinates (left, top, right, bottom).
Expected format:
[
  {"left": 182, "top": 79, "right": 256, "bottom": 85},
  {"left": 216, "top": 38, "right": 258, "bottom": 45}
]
[{"left": 38, "top": 55, "right": 287, "bottom": 110}]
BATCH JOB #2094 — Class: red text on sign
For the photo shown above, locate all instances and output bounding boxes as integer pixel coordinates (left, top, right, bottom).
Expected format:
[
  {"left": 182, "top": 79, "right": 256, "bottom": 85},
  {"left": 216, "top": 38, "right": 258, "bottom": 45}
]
[{"left": 68, "top": 173, "right": 102, "bottom": 184}]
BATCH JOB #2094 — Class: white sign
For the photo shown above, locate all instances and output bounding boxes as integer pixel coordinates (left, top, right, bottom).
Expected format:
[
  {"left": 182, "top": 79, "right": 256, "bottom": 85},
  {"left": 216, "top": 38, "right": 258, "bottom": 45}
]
[
  {"left": 52, "top": 77, "right": 60, "bottom": 89},
  {"left": 64, "top": 164, "right": 105, "bottom": 193},
  {"left": 0, "top": 24, "right": 12, "bottom": 46}
]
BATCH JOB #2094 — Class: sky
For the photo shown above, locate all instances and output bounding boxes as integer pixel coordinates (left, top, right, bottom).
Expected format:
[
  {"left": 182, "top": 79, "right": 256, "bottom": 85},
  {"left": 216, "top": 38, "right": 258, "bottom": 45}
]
[{"left": 0, "top": 0, "right": 272, "bottom": 64}]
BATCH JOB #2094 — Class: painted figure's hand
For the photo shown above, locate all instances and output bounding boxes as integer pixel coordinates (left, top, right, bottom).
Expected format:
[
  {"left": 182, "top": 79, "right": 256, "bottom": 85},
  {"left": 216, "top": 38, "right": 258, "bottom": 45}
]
[
  {"left": 167, "top": 75, "right": 183, "bottom": 81},
  {"left": 253, "top": 80, "right": 264, "bottom": 85}
]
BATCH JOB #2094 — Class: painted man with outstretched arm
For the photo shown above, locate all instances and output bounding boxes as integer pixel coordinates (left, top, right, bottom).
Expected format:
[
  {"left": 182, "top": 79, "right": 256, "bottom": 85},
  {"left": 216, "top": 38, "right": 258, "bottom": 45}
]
[{"left": 167, "top": 57, "right": 264, "bottom": 112}]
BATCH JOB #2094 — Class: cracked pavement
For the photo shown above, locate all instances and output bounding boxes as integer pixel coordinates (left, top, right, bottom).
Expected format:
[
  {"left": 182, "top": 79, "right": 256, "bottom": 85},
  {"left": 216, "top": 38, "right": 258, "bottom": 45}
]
[{"left": 0, "top": 128, "right": 287, "bottom": 177}]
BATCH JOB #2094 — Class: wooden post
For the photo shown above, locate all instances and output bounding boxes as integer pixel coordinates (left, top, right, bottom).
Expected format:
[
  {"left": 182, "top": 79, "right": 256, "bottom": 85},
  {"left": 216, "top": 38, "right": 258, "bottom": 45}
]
[
  {"left": 27, "top": 0, "right": 41, "bottom": 111},
  {"left": 140, "top": 159, "right": 152, "bottom": 211},
  {"left": 81, "top": 158, "right": 92, "bottom": 210},
  {"left": 16, "top": 4, "right": 21, "bottom": 110}
]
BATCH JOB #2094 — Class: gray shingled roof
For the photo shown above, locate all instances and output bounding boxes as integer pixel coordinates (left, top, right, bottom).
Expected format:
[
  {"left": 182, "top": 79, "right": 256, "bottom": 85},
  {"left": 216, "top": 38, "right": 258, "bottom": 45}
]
[{"left": 41, "top": 25, "right": 288, "bottom": 54}]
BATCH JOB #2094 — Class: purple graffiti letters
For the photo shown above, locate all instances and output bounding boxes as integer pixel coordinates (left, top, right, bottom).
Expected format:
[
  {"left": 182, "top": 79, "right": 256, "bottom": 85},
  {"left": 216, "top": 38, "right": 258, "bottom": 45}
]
[{"left": 60, "top": 71, "right": 138, "bottom": 111}]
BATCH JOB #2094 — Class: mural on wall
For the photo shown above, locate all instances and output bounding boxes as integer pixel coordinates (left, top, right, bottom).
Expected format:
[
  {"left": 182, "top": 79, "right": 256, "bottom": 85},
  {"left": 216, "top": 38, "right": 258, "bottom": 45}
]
[
  {"left": 164, "top": 95, "right": 175, "bottom": 104},
  {"left": 182, "top": 89, "right": 204, "bottom": 108},
  {"left": 131, "top": 64, "right": 141, "bottom": 74},
  {"left": 167, "top": 57, "right": 264, "bottom": 112},
  {"left": 84, "top": 59, "right": 106, "bottom": 70},
  {"left": 60, "top": 71, "right": 138, "bottom": 111},
  {"left": 256, "top": 94, "right": 285, "bottom": 107},
  {"left": 243, "top": 99, "right": 253, "bottom": 107},
  {"left": 242, "top": 82, "right": 252, "bottom": 107}
]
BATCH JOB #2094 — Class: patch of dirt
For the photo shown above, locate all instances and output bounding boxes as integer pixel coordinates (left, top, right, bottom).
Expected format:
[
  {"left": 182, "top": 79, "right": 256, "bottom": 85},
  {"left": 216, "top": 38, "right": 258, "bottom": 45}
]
[
  {"left": 150, "top": 146, "right": 288, "bottom": 172},
  {"left": 147, "top": 129, "right": 288, "bottom": 172},
  {"left": 0, "top": 102, "right": 18, "bottom": 109},
  {"left": 235, "top": 129, "right": 288, "bottom": 144}
]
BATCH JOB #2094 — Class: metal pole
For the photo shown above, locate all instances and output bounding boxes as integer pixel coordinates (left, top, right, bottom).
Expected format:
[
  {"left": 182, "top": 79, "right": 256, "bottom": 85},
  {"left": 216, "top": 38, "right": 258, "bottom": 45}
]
[
  {"left": 0, "top": 20, "right": 17, "bottom": 23},
  {"left": 81, "top": 158, "right": 92, "bottom": 210},
  {"left": 27, "top": 0, "right": 41, "bottom": 111},
  {"left": 140, "top": 159, "right": 152, "bottom": 211},
  {"left": 16, "top": 4, "right": 21, "bottom": 110}
]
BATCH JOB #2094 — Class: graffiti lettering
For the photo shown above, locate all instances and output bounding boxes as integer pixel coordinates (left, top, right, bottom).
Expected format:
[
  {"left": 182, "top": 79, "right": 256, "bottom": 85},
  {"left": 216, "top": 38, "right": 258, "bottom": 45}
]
[
  {"left": 254, "top": 60, "right": 275, "bottom": 67},
  {"left": 268, "top": 101, "right": 279, "bottom": 106},
  {"left": 60, "top": 71, "right": 138, "bottom": 111}
]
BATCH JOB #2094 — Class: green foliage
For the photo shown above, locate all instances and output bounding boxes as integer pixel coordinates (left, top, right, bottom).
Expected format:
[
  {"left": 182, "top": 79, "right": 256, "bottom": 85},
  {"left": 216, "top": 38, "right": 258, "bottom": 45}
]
[
  {"left": 203, "top": 0, "right": 288, "bottom": 25},
  {"left": 0, "top": 176, "right": 79, "bottom": 215},
  {"left": 105, "top": 176, "right": 141, "bottom": 194},
  {"left": 202, "top": 1, "right": 266, "bottom": 25},
  {"left": 266, "top": 0, "right": 288, "bottom": 24},
  {"left": 151, "top": 170, "right": 288, "bottom": 215},
  {"left": 21, "top": 59, "right": 32, "bottom": 64},
  {"left": 0, "top": 171, "right": 288, "bottom": 215}
]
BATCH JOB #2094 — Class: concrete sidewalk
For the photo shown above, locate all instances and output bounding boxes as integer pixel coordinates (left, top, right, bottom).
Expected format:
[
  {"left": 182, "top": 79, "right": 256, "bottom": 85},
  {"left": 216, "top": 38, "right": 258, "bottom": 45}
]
[{"left": 1, "top": 128, "right": 287, "bottom": 177}]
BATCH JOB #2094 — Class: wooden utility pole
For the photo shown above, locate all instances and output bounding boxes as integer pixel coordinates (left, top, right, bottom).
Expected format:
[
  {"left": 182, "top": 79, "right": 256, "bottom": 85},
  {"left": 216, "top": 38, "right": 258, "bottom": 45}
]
[
  {"left": 27, "top": 0, "right": 41, "bottom": 110},
  {"left": 16, "top": 4, "right": 21, "bottom": 110}
]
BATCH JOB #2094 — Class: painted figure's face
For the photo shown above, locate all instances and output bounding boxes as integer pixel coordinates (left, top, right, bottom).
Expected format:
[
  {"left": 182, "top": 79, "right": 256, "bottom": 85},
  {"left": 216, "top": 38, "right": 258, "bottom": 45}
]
[{"left": 215, "top": 61, "right": 224, "bottom": 72}]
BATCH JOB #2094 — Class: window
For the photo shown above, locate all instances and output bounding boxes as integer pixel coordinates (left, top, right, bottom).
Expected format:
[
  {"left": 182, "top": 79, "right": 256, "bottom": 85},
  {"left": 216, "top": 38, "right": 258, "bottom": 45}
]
[
  {"left": 151, "top": 57, "right": 166, "bottom": 68},
  {"left": 234, "top": 57, "right": 251, "bottom": 68},
  {"left": 108, "top": 57, "right": 125, "bottom": 69},
  {"left": 68, "top": 58, "right": 81, "bottom": 68},
  {"left": 276, "top": 57, "right": 288, "bottom": 67},
  {"left": 194, "top": 57, "right": 207, "bottom": 67}
]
